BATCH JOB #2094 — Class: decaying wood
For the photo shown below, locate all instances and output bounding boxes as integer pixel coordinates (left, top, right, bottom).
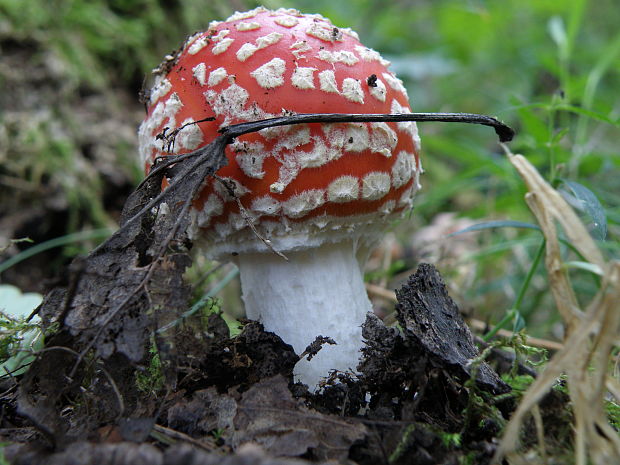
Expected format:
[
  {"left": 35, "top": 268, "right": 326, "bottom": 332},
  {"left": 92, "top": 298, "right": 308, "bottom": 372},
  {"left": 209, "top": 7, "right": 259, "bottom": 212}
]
[{"left": 395, "top": 263, "right": 509, "bottom": 395}]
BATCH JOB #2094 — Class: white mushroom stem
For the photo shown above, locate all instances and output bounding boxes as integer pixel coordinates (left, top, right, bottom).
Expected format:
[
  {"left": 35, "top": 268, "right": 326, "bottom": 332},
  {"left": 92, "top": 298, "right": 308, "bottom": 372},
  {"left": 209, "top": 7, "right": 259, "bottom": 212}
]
[{"left": 237, "top": 240, "right": 372, "bottom": 390}]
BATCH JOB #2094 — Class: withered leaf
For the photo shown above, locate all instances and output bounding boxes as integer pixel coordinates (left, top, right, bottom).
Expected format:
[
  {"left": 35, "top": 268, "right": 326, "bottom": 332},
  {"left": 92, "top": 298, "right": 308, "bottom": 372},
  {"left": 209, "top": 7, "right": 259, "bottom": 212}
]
[
  {"left": 233, "top": 376, "right": 366, "bottom": 461},
  {"left": 167, "top": 387, "right": 236, "bottom": 438}
]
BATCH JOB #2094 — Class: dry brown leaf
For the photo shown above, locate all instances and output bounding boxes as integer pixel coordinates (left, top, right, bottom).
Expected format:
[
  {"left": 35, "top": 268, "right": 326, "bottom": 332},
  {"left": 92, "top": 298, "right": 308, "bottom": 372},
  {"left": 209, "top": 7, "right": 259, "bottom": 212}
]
[{"left": 233, "top": 375, "right": 366, "bottom": 461}]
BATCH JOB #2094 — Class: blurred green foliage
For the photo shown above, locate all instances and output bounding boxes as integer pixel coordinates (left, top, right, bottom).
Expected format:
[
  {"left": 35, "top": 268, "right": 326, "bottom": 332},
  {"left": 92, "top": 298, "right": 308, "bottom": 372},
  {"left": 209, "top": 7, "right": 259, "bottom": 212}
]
[
  {"left": 0, "top": 0, "right": 618, "bottom": 338},
  {"left": 1, "top": 0, "right": 242, "bottom": 89},
  {"left": 285, "top": 0, "right": 619, "bottom": 337}
]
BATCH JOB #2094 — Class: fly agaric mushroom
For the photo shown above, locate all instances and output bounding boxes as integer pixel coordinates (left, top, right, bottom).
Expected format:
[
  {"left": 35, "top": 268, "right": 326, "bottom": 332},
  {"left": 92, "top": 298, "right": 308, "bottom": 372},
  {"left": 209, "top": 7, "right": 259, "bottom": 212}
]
[{"left": 138, "top": 7, "right": 421, "bottom": 389}]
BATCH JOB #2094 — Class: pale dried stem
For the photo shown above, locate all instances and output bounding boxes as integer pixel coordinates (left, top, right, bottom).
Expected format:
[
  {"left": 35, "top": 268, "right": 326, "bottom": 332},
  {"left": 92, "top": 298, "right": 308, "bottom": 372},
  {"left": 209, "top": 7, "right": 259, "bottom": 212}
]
[
  {"left": 493, "top": 147, "right": 620, "bottom": 465},
  {"left": 532, "top": 405, "right": 546, "bottom": 463}
]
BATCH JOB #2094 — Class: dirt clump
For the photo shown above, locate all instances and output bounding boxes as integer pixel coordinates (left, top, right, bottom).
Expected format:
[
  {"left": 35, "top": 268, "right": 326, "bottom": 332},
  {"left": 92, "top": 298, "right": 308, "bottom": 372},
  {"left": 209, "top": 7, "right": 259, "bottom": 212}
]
[{"left": 2, "top": 256, "right": 536, "bottom": 464}]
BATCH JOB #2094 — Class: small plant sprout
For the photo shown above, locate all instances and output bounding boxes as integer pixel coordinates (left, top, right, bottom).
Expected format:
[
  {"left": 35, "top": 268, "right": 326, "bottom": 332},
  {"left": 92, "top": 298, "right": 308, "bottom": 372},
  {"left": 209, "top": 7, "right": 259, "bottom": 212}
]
[{"left": 0, "top": 285, "right": 44, "bottom": 377}]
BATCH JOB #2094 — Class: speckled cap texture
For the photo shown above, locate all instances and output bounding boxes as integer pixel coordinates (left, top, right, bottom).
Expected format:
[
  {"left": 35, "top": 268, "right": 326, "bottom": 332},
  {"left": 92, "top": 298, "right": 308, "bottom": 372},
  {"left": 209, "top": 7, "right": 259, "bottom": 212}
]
[{"left": 139, "top": 7, "right": 421, "bottom": 258}]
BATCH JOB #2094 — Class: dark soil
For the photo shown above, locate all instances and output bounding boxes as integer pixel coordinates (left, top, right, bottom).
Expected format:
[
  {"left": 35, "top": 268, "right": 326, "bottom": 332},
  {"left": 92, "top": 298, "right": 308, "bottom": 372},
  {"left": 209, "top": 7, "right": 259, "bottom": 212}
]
[{"left": 2, "top": 255, "right": 523, "bottom": 465}]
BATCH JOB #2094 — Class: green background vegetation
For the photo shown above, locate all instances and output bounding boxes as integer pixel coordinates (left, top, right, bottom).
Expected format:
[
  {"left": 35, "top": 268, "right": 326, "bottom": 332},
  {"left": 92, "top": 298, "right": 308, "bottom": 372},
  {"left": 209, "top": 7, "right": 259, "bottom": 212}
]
[{"left": 1, "top": 0, "right": 618, "bottom": 342}]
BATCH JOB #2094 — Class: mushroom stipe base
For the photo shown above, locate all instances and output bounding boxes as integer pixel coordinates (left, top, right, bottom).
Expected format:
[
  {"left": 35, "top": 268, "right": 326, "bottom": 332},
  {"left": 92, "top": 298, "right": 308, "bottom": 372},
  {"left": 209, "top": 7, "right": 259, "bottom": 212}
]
[{"left": 238, "top": 240, "right": 372, "bottom": 389}]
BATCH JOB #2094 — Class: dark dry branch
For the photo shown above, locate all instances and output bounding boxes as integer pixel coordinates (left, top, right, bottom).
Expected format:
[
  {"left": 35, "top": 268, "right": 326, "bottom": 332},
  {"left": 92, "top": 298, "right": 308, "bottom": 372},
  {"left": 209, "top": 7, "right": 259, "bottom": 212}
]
[
  {"left": 124, "top": 110, "right": 514, "bottom": 265},
  {"left": 219, "top": 112, "right": 515, "bottom": 142},
  {"left": 138, "top": 111, "right": 513, "bottom": 198},
  {"left": 395, "top": 264, "right": 509, "bottom": 395},
  {"left": 129, "top": 110, "right": 513, "bottom": 235},
  {"left": 156, "top": 116, "right": 216, "bottom": 153},
  {"left": 95, "top": 362, "right": 125, "bottom": 419}
]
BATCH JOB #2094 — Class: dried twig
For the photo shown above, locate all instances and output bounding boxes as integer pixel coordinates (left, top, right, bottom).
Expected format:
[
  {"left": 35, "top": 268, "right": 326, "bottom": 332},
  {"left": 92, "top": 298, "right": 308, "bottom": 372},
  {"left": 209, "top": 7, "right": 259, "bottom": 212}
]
[
  {"left": 96, "top": 362, "right": 125, "bottom": 419},
  {"left": 214, "top": 175, "right": 288, "bottom": 261},
  {"left": 151, "top": 424, "right": 217, "bottom": 451},
  {"left": 156, "top": 116, "right": 216, "bottom": 153},
  {"left": 219, "top": 112, "right": 514, "bottom": 143}
]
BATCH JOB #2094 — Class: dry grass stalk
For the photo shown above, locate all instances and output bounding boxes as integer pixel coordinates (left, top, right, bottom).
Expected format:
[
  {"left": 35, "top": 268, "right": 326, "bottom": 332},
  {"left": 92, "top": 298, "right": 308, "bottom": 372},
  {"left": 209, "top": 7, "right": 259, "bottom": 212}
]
[{"left": 494, "top": 147, "right": 620, "bottom": 465}]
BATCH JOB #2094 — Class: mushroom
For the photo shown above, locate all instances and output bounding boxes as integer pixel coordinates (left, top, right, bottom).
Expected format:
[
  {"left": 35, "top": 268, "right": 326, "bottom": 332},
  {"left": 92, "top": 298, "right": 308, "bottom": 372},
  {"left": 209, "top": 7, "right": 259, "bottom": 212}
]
[{"left": 138, "top": 7, "right": 421, "bottom": 389}]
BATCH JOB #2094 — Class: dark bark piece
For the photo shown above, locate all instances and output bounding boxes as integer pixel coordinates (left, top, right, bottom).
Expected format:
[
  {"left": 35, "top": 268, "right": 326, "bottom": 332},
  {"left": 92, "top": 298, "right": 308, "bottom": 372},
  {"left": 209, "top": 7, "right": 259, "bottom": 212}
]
[
  {"left": 395, "top": 263, "right": 509, "bottom": 395},
  {"left": 15, "top": 135, "right": 226, "bottom": 446},
  {"left": 358, "top": 312, "right": 428, "bottom": 399},
  {"left": 189, "top": 321, "right": 298, "bottom": 392},
  {"left": 300, "top": 336, "right": 337, "bottom": 361},
  {"left": 233, "top": 322, "right": 299, "bottom": 383}
]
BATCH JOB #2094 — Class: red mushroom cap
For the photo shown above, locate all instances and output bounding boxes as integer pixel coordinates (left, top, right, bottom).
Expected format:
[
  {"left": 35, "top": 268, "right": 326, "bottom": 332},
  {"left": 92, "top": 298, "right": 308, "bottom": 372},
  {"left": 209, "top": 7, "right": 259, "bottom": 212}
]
[{"left": 139, "top": 7, "right": 421, "bottom": 257}]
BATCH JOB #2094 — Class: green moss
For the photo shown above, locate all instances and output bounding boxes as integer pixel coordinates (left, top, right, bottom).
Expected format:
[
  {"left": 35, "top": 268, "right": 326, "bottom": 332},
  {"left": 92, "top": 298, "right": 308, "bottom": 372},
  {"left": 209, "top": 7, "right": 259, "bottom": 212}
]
[
  {"left": 135, "top": 344, "right": 164, "bottom": 395},
  {"left": 606, "top": 399, "right": 620, "bottom": 431},
  {"left": 458, "top": 451, "right": 478, "bottom": 465},
  {"left": 503, "top": 373, "right": 535, "bottom": 396},
  {"left": 0, "top": 285, "right": 44, "bottom": 377},
  {"left": 440, "top": 432, "right": 462, "bottom": 448}
]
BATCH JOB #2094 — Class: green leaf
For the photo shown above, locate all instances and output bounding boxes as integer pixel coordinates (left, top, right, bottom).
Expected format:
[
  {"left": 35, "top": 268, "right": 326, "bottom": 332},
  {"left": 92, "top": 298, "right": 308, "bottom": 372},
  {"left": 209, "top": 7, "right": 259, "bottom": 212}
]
[
  {"left": 563, "top": 261, "right": 604, "bottom": 276},
  {"left": 0, "top": 285, "right": 42, "bottom": 319},
  {"left": 512, "top": 311, "right": 526, "bottom": 333},
  {"left": 0, "top": 328, "right": 44, "bottom": 377},
  {"left": 559, "top": 180, "right": 607, "bottom": 240},
  {"left": 0, "top": 228, "right": 113, "bottom": 274},
  {"left": 558, "top": 104, "right": 620, "bottom": 127},
  {"left": 448, "top": 220, "right": 541, "bottom": 237}
]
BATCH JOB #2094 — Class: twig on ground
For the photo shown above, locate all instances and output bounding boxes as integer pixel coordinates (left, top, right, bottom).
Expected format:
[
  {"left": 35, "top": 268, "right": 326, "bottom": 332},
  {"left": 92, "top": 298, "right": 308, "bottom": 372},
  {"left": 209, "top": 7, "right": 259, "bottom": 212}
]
[{"left": 151, "top": 424, "right": 217, "bottom": 452}]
